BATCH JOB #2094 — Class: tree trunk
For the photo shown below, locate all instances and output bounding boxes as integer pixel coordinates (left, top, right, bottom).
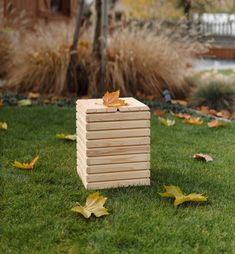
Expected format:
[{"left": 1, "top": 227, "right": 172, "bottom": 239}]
[
  {"left": 67, "top": 0, "right": 85, "bottom": 94},
  {"left": 100, "top": 0, "right": 108, "bottom": 95},
  {"left": 93, "top": 0, "right": 102, "bottom": 59},
  {"left": 93, "top": 0, "right": 108, "bottom": 97}
]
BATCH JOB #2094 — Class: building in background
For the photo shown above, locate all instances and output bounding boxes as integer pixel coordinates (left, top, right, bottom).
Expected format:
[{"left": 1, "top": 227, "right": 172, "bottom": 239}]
[{"left": 2, "top": 0, "right": 80, "bottom": 24}]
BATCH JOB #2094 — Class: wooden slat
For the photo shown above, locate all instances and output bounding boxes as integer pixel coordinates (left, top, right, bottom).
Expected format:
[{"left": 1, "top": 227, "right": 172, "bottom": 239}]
[
  {"left": 77, "top": 114, "right": 150, "bottom": 131},
  {"left": 77, "top": 157, "right": 87, "bottom": 187},
  {"left": 84, "top": 145, "right": 150, "bottom": 157},
  {"left": 77, "top": 141, "right": 150, "bottom": 166},
  {"left": 83, "top": 136, "right": 150, "bottom": 148},
  {"left": 118, "top": 97, "right": 149, "bottom": 112},
  {"left": 87, "top": 162, "right": 150, "bottom": 174},
  {"left": 77, "top": 151, "right": 150, "bottom": 173},
  {"left": 87, "top": 170, "right": 150, "bottom": 182},
  {"left": 86, "top": 111, "right": 150, "bottom": 122},
  {"left": 85, "top": 128, "right": 150, "bottom": 140},
  {"left": 86, "top": 178, "right": 150, "bottom": 190},
  {"left": 77, "top": 138, "right": 150, "bottom": 157},
  {"left": 76, "top": 97, "right": 149, "bottom": 114},
  {"left": 87, "top": 120, "right": 150, "bottom": 131},
  {"left": 87, "top": 154, "right": 150, "bottom": 166}
]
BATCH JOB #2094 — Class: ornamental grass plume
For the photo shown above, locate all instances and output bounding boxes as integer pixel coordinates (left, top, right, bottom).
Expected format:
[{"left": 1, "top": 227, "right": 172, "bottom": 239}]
[
  {"left": 6, "top": 22, "right": 93, "bottom": 95},
  {"left": 100, "top": 23, "right": 206, "bottom": 98},
  {"left": 0, "top": 31, "right": 12, "bottom": 78}
]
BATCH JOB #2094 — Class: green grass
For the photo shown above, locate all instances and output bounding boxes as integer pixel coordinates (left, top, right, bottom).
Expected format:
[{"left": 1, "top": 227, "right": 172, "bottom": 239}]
[{"left": 1, "top": 106, "right": 235, "bottom": 254}]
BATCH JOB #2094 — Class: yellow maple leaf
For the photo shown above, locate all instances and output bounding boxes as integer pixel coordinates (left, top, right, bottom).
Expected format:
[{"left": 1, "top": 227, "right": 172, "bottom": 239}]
[
  {"left": 0, "top": 122, "right": 7, "bottom": 130},
  {"left": 158, "top": 117, "right": 175, "bottom": 127},
  {"left": 56, "top": 133, "right": 76, "bottom": 141},
  {"left": 207, "top": 120, "right": 224, "bottom": 128},
  {"left": 71, "top": 192, "right": 109, "bottom": 219},
  {"left": 170, "top": 111, "right": 191, "bottom": 119},
  {"left": 13, "top": 155, "right": 39, "bottom": 170},
  {"left": 193, "top": 153, "right": 213, "bottom": 162},
  {"left": 102, "top": 90, "right": 128, "bottom": 108},
  {"left": 184, "top": 117, "right": 203, "bottom": 125},
  {"left": 159, "top": 185, "right": 208, "bottom": 207}
]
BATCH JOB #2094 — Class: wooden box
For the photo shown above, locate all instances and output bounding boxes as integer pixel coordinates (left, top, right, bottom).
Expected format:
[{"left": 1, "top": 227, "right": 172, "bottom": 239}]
[{"left": 76, "top": 97, "right": 151, "bottom": 190}]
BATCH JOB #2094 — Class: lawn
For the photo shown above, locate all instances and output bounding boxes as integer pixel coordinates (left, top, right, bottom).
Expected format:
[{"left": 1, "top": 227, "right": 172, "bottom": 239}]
[{"left": 1, "top": 106, "right": 235, "bottom": 254}]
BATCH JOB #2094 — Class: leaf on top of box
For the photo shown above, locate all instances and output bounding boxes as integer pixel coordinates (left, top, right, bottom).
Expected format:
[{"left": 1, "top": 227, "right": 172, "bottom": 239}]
[
  {"left": 102, "top": 90, "right": 128, "bottom": 107},
  {"left": 71, "top": 192, "right": 109, "bottom": 219}
]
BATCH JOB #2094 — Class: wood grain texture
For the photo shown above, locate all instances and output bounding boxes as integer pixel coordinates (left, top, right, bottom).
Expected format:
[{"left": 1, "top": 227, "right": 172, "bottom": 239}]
[
  {"left": 86, "top": 178, "right": 150, "bottom": 190},
  {"left": 76, "top": 114, "right": 150, "bottom": 131},
  {"left": 79, "top": 136, "right": 150, "bottom": 149},
  {"left": 83, "top": 145, "right": 150, "bottom": 157},
  {"left": 87, "top": 170, "right": 150, "bottom": 182},
  {"left": 76, "top": 97, "right": 149, "bottom": 114},
  {"left": 86, "top": 153, "right": 150, "bottom": 166},
  {"left": 77, "top": 126, "right": 150, "bottom": 140},
  {"left": 78, "top": 150, "right": 150, "bottom": 173},
  {"left": 87, "top": 162, "right": 150, "bottom": 174},
  {"left": 86, "top": 111, "right": 150, "bottom": 122},
  {"left": 87, "top": 119, "right": 150, "bottom": 130}
]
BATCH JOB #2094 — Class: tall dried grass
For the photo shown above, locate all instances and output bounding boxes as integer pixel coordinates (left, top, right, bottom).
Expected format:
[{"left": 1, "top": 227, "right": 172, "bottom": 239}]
[
  {"left": 6, "top": 21, "right": 94, "bottom": 95},
  {"left": 102, "top": 25, "right": 206, "bottom": 98},
  {"left": 0, "top": 31, "right": 12, "bottom": 78},
  {"left": 0, "top": 6, "right": 31, "bottom": 79},
  {"left": 5, "top": 19, "right": 206, "bottom": 98}
]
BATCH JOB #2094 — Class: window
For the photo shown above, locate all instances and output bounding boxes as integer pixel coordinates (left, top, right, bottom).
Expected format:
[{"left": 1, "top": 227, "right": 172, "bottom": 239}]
[{"left": 50, "top": 0, "right": 70, "bottom": 16}]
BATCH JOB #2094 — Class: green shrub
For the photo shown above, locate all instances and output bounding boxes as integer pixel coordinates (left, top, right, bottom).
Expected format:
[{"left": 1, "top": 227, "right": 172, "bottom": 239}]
[{"left": 190, "top": 80, "right": 235, "bottom": 112}]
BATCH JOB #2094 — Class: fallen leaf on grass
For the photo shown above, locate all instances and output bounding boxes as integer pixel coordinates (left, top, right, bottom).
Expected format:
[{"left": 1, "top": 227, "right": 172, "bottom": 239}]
[
  {"left": 71, "top": 192, "right": 109, "bottom": 219},
  {"left": 102, "top": 90, "right": 128, "bottom": 107},
  {"left": 13, "top": 155, "right": 39, "bottom": 170},
  {"left": 193, "top": 153, "right": 213, "bottom": 162},
  {"left": 28, "top": 92, "right": 40, "bottom": 99},
  {"left": 0, "top": 122, "right": 7, "bottom": 130},
  {"left": 170, "top": 111, "right": 191, "bottom": 119},
  {"left": 158, "top": 117, "right": 175, "bottom": 127},
  {"left": 198, "top": 106, "right": 209, "bottom": 114},
  {"left": 208, "top": 120, "right": 224, "bottom": 128},
  {"left": 159, "top": 185, "right": 208, "bottom": 207},
  {"left": 171, "top": 100, "right": 188, "bottom": 107},
  {"left": 18, "top": 99, "right": 32, "bottom": 106},
  {"left": 216, "top": 110, "right": 231, "bottom": 119},
  {"left": 43, "top": 98, "right": 51, "bottom": 104},
  {"left": 184, "top": 117, "right": 203, "bottom": 125},
  {"left": 208, "top": 109, "right": 217, "bottom": 116},
  {"left": 56, "top": 133, "right": 76, "bottom": 141},
  {"left": 153, "top": 109, "right": 166, "bottom": 117}
]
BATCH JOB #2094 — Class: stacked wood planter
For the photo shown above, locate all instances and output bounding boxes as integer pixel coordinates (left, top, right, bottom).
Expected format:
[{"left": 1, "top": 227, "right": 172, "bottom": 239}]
[{"left": 76, "top": 97, "right": 151, "bottom": 190}]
